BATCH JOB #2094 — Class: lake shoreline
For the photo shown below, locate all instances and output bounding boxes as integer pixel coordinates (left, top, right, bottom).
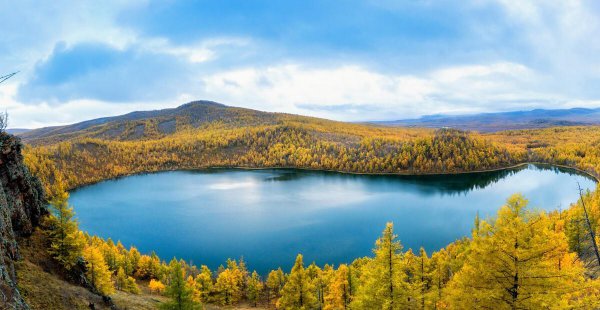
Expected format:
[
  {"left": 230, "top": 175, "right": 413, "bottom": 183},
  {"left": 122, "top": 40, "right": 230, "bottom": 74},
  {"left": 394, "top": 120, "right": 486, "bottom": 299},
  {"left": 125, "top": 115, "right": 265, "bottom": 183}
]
[
  {"left": 69, "top": 163, "right": 597, "bottom": 274},
  {"left": 67, "top": 161, "right": 598, "bottom": 193}
]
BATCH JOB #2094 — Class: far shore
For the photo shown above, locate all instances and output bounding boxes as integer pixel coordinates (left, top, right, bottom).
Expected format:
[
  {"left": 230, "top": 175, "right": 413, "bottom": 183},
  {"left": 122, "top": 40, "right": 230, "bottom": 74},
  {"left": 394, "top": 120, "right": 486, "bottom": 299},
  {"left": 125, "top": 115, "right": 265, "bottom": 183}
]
[{"left": 66, "top": 161, "right": 599, "bottom": 192}]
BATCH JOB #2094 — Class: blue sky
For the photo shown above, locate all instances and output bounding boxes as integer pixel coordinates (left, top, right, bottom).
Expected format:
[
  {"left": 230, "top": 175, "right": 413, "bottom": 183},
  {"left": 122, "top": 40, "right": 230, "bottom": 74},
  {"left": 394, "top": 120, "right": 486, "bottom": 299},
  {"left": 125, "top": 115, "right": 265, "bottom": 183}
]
[{"left": 2, "top": 0, "right": 600, "bottom": 128}]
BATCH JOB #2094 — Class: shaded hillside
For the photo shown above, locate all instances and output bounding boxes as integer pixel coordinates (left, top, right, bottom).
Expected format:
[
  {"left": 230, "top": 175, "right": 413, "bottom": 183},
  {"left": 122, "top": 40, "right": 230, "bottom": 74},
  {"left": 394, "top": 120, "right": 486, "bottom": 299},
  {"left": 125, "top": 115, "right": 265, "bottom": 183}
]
[
  {"left": 375, "top": 107, "right": 600, "bottom": 132},
  {"left": 0, "top": 132, "right": 46, "bottom": 309}
]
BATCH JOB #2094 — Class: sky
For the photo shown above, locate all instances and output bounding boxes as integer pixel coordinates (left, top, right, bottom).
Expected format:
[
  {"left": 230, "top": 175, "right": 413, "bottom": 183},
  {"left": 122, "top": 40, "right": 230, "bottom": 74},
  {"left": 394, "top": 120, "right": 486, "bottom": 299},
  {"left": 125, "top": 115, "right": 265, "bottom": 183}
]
[{"left": 2, "top": 0, "right": 600, "bottom": 128}]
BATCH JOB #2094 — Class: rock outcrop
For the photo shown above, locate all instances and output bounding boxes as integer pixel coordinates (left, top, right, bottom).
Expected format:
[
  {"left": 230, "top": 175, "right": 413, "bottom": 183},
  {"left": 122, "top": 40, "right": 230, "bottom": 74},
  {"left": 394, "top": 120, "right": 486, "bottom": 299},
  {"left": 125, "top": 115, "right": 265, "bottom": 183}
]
[{"left": 0, "top": 132, "right": 46, "bottom": 309}]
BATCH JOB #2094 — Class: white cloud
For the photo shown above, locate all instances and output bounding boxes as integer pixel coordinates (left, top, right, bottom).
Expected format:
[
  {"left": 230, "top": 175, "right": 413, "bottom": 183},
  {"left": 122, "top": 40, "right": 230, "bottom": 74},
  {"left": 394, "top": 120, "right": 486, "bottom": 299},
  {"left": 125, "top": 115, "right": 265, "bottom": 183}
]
[
  {"left": 197, "top": 62, "right": 567, "bottom": 121},
  {"left": 3, "top": 0, "right": 600, "bottom": 127},
  {"left": 139, "top": 37, "right": 251, "bottom": 64}
]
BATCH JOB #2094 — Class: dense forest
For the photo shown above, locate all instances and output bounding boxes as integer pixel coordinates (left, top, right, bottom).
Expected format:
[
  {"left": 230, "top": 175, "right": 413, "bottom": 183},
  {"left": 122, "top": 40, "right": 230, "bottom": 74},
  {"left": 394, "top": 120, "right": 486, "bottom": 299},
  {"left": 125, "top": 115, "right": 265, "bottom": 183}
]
[{"left": 13, "top": 103, "right": 600, "bottom": 308}]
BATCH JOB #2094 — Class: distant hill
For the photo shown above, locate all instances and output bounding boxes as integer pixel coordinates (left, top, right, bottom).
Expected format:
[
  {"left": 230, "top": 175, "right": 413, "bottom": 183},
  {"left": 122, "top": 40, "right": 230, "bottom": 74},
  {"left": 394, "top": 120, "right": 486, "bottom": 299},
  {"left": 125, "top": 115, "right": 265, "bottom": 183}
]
[
  {"left": 19, "top": 100, "right": 283, "bottom": 145},
  {"left": 373, "top": 107, "right": 600, "bottom": 132},
  {"left": 6, "top": 128, "right": 31, "bottom": 134}
]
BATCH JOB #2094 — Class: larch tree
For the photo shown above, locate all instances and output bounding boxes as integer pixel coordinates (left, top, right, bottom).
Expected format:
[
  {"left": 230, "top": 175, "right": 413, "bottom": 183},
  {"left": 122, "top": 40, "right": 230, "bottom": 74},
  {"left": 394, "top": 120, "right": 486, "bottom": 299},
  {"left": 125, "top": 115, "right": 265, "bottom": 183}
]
[
  {"left": 444, "top": 194, "right": 589, "bottom": 309},
  {"left": 161, "top": 258, "right": 200, "bottom": 310},
  {"left": 45, "top": 184, "right": 85, "bottom": 270},
  {"left": 82, "top": 246, "right": 114, "bottom": 296},
  {"left": 194, "top": 265, "right": 213, "bottom": 303},
  {"left": 352, "top": 222, "right": 410, "bottom": 310},
  {"left": 324, "top": 264, "right": 351, "bottom": 310},
  {"left": 116, "top": 267, "right": 127, "bottom": 291},
  {"left": 214, "top": 268, "right": 243, "bottom": 305},
  {"left": 186, "top": 275, "right": 202, "bottom": 303},
  {"left": 247, "top": 270, "right": 264, "bottom": 307},
  {"left": 266, "top": 267, "right": 286, "bottom": 303},
  {"left": 278, "top": 254, "right": 316, "bottom": 310},
  {"left": 149, "top": 279, "right": 166, "bottom": 295},
  {"left": 403, "top": 247, "right": 432, "bottom": 309}
]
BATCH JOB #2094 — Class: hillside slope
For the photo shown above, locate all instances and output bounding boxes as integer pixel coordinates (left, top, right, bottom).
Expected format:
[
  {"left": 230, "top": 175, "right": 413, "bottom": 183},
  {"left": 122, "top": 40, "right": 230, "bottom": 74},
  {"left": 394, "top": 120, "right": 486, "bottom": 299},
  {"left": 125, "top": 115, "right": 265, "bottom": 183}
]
[
  {"left": 20, "top": 102, "right": 531, "bottom": 195},
  {"left": 375, "top": 107, "right": 600, "bottom": 132},
  {"left": 19, "top": 101, "right": 282, "bottom": 146}
]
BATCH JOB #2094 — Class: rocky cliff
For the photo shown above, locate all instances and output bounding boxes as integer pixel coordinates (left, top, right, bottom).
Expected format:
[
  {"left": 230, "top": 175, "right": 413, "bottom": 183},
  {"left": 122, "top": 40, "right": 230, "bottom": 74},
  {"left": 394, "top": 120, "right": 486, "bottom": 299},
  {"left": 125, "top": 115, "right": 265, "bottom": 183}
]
[{"left": 0, "top": 132, "right": 46, "bottom": 309}]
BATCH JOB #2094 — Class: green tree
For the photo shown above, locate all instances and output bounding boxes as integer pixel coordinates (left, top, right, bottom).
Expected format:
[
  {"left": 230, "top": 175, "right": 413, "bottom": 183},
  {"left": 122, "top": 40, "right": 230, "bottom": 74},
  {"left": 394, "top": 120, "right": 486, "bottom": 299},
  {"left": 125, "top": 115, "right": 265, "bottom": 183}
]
[
  {"left": 162, "top": 258, "right": 200, "bottom": 310},
  {"left": 278, "top": 254, "right": 316, "bottom": 310}
]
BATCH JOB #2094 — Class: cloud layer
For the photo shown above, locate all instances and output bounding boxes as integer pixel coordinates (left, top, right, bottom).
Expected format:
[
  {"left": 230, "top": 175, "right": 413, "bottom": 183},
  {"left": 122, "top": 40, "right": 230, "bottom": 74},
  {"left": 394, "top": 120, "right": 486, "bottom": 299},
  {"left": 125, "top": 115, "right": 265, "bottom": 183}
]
[{"left": 2, "top": 0, "right": 600, "bottom": 127}]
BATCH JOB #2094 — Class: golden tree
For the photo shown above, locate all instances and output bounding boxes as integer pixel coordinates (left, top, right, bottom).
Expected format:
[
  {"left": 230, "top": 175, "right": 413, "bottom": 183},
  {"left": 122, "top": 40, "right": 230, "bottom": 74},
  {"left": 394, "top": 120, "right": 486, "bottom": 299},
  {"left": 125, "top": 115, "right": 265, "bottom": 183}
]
[
  {"left": 444, "top": 194, "right": 588, "bottom": 309},
  {"left": 278, "top": 254, "right": 316, "bottom": 310},
  {"left": 352, "top": 222, "right": 410, "bottom": 310},
  {"left": 83, "top": 246, "right": 114, "bottom": 296}
]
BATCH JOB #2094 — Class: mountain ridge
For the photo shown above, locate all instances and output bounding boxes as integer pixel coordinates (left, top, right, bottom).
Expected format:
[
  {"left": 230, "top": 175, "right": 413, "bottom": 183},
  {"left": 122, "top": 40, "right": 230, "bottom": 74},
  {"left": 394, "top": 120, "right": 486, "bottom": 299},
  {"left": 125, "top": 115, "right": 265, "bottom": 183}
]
[
  {"left": 19, "top": 103, "right": 600, "bottom": 144},
  {"left": 18, "top": 100, "right": 284, "bottom": 145},
  {"left": 373, "top": 107, "right": 600, "bottom": 132}
]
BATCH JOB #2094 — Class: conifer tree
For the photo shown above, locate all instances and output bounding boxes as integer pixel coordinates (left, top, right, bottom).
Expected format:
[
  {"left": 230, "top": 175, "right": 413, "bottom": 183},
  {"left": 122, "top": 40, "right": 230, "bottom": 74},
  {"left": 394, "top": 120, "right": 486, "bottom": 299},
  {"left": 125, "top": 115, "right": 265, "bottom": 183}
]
[
  {"left": 414, "top": 247, "right": 431, "bottom": 309},
  {"left": 45, "top": 185, "right": 85, "bottom": 270},
  {"left": 278, "top": 254, "right": 317, "bottom": 310},
  {"left": 194, "top": 265, "right": 213, "bottom": 303},
  {"left": 124, "top": 276, "right": 141, "bottom": 294},
  {"left": 324, "top": 264, "right": 351, "bottom": 310},
  {"left": 82, "top": 246, "right": 114, "bottom": 296},
  {"left": 444, "top": 194, "right": 588, "bottom": 308},
  {"left": 215, "top": 268, "right": 242, "bottom": 305},
  {"left": 247, "top": 271, "right": 264, "bottom": 307},
  {"left": 186, "top": 275, "right": 202, "bottom": 303},
  {"left": 149, "top": 279, "right": 166, "bottom": 295},
  {"left": 162, "top": 258, "right": 200, "bottom": 310},
  {"left": 266, "top": 267, "right": 286, "bottom": 303},
  {"left": 116, "top": 267, "right": 127, "bottom": 291},
  {"left": 352, "top": 222, "right": 410, "bottom": 310}
]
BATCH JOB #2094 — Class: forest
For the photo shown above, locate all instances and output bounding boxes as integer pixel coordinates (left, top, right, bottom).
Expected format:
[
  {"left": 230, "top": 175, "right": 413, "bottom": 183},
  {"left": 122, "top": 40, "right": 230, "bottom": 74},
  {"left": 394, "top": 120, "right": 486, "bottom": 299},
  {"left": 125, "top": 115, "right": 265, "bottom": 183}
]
[{"left": 15, "top": 104, "right": 600, "bottom": 308}]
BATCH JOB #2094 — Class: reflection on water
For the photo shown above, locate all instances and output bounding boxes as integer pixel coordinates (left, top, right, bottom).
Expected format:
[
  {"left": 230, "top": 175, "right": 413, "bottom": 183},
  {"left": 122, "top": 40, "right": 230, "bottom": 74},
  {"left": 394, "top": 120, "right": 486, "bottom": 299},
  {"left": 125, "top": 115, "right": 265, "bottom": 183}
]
[{"left": 69, "top": 164, "right": 596, "bottom": 274}]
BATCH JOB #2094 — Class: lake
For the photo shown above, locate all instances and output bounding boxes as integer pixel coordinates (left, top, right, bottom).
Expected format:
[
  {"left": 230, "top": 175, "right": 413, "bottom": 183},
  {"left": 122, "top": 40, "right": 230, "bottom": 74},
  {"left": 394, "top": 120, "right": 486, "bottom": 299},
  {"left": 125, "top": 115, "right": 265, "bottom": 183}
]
[{"left": 69, "top": 164, "right": 596, "bottom": 274}]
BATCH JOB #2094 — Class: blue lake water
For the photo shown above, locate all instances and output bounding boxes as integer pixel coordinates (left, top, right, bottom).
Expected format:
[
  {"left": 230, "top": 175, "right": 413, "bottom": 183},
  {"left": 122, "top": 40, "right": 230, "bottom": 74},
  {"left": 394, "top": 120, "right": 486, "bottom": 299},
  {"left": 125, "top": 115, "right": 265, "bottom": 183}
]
[{"left": 69, "top": 164, "right": 596, "bottom": 274}]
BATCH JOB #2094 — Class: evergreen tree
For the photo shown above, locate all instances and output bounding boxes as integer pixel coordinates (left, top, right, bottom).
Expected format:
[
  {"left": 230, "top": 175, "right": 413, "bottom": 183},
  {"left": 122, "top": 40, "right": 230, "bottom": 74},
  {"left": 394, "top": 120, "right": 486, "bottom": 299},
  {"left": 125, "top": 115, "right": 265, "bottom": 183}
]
[
  {"left": 82, "top": 246, "right": 114, "bottom": 296},
  {"left": 278, "top": 254, "right": 316, "bottom": 310},
  {"left": 352, "top": 222, "right": 410, "bottom": 310}
]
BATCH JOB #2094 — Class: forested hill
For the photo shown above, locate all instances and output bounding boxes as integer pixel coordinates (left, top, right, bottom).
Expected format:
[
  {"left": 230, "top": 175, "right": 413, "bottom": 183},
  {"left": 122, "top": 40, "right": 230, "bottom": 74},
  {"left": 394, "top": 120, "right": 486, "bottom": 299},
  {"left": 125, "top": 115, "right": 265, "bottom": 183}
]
[
  {"left": 375, "top": 107, "right": 600, "bottom": 132},
  {"left": 19, "top": 101, "right": 285, "bottom": 145},
  {"left": 20, "top": 101, "right": 600, "bottom": 197}
]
